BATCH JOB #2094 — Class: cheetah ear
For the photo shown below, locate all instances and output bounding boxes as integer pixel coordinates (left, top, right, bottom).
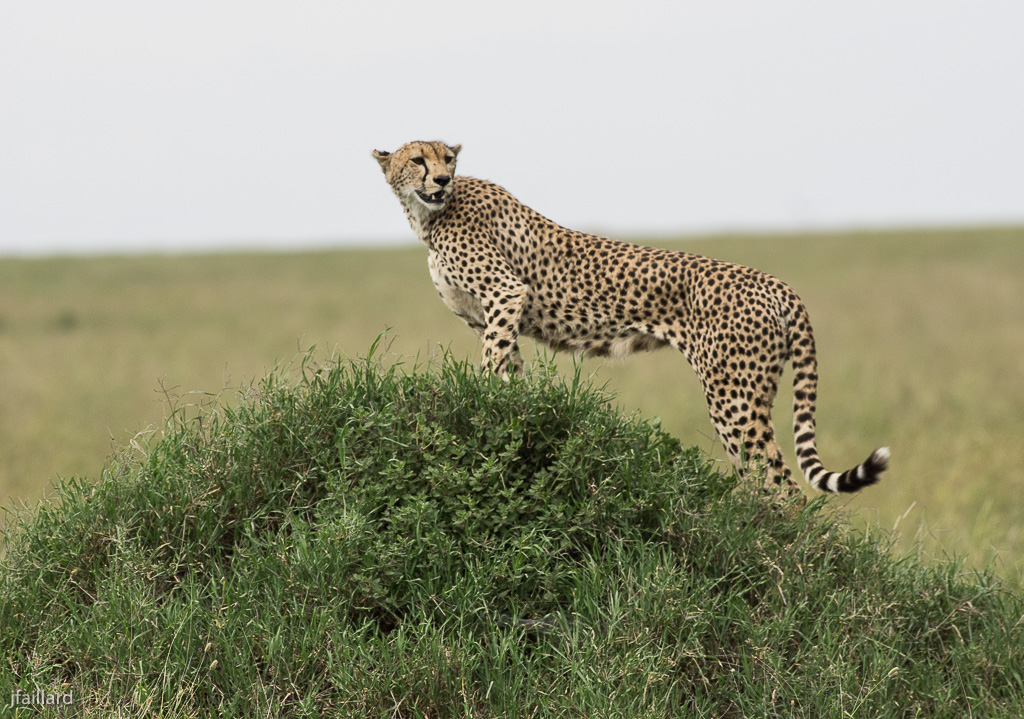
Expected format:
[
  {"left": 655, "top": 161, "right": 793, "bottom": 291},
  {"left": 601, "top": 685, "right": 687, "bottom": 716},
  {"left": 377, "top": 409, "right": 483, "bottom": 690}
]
[
  {"left": 371, "top": 149, "right": 392, "bottom": 172},
  {"left": 448, "top": 144, "right": 462, "bottom": 157}
]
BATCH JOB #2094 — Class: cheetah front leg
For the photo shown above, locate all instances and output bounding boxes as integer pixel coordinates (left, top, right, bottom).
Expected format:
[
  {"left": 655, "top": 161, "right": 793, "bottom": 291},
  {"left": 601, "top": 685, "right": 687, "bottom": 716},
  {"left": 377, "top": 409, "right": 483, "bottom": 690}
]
[
  {"left": 429, "top": 246, "right": 527, "bottom": 380},
  {"left": 480, "top": 283, "right": 528, "bottom": 380}
]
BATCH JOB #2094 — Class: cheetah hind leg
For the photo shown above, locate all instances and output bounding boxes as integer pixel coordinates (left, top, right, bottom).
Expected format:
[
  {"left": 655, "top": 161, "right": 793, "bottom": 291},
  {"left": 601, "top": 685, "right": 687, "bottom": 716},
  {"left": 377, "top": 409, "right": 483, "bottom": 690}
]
[
  {"left": 700, "top": 363, "right": 801, "bottom": 496},
  {"left": 712, "top": 411, "right": 801, "bottom": 496}
]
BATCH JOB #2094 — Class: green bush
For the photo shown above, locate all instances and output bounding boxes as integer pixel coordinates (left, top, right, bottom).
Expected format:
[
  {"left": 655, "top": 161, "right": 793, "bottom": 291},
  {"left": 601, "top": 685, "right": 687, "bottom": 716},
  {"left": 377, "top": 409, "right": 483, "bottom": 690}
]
[{"left": 2, "top": 347, "right": 1022, "bottom": 717}]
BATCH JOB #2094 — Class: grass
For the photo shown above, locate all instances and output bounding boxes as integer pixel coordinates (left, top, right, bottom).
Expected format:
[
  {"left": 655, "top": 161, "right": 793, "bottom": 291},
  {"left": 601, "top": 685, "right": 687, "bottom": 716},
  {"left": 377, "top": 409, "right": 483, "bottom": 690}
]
[
  {"left": 1, "top": 227, "right": 1023, "bottom": 582},
  {"left": 2, "top": 349, "right": 1022, "bottom": 716}
]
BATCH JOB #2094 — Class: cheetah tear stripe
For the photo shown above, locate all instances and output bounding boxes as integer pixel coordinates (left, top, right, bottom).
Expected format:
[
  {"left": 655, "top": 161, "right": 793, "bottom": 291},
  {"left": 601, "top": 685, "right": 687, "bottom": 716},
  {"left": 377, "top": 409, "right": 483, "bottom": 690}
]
[{"left": 373, "top": 140, "right": 890, "bottom": 495}]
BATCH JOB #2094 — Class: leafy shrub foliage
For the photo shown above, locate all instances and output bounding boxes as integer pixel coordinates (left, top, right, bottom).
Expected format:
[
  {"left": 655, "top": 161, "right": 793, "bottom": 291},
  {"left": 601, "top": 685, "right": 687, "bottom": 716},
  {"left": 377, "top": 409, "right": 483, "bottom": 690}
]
[{"left": 2, "top": 346, "right": 1022, "bottom": 717}]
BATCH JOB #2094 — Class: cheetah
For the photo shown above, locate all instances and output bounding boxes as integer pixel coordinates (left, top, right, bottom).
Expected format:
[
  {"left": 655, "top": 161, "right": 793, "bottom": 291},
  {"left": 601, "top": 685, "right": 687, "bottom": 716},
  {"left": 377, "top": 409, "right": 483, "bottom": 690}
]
[{"left": 372, "top": 140, "right": 889, "bottom": 493}]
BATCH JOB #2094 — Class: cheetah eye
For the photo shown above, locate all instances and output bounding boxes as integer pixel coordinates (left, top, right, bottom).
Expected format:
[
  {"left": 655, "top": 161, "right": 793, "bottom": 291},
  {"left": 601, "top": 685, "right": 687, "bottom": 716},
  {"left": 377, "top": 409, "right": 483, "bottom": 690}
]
[
  {"left": 445, "top": 155, "right": 455, "bottom": 164},
  {"left": 410, "top": 157, "right": 426, "bottom": 166}
]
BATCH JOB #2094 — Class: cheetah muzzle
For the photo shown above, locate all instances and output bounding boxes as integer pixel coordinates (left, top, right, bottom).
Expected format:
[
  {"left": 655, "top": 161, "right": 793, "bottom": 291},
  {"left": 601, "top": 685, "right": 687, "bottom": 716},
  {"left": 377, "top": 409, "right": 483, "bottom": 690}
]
[
  {"left": 416, "top": 189, "right": 447, "bottom": 205},
  {"left": 372, "top": 140, "right": 890, "bottom": 495}
]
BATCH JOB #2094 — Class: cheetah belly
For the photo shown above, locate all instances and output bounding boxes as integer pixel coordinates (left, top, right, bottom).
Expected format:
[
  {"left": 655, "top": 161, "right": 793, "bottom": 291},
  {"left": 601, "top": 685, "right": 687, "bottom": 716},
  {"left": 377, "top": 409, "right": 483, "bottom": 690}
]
[
  {"left": 519, "top": 295, "right": 669, "bottom": 359},
  {"left": 428, "top": 250, "right": 486, "bottom": 331}
]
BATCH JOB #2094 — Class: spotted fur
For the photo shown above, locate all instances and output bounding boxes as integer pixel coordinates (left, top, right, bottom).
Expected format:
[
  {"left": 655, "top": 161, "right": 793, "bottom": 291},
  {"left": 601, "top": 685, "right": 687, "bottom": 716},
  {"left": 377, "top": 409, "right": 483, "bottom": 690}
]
[{"left": 372, "top": 140, "right": 889, "bottom": 493}]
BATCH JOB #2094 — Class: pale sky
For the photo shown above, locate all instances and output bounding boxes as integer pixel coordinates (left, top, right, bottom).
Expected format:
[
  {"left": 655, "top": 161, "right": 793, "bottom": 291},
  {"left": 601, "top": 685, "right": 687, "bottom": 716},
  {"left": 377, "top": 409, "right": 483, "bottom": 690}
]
[{"left": 2, "top": 1, "right": 1022, "bottom": 256}]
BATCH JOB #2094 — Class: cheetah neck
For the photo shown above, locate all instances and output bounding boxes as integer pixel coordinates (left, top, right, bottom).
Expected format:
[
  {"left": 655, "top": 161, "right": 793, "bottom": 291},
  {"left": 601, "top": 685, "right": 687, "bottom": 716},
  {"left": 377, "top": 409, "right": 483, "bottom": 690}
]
[{"left": 395, "top": 186, "right": 447, "bottom": 247}]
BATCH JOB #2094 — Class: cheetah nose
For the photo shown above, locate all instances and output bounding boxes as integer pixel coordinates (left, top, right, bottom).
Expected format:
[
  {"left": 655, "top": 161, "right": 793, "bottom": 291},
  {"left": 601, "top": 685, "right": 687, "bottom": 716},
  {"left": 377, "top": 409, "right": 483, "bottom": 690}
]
[{"left": 434, "top": 175, "right": 451, "bottom": 187}]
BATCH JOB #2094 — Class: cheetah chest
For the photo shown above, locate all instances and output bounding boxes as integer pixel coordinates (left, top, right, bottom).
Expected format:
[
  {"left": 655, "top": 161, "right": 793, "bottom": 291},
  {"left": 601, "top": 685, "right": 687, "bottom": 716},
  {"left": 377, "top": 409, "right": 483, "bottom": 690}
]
[{"left": 427, "top": 250, "right": 486, "bottom": 332}]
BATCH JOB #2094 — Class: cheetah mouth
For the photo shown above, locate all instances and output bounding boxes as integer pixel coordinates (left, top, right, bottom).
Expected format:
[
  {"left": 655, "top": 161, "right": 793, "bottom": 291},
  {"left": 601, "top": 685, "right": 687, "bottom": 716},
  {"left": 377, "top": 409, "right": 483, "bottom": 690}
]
[{"left": 415, "top": 189, "right": 447, "bottom": 205}]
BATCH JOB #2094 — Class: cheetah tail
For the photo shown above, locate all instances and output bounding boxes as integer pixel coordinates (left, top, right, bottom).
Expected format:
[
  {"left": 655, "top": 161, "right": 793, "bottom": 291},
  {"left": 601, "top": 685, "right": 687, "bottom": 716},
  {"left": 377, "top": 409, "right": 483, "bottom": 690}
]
[
  {"left": 803, "top": 444, "right": 890, "bottom": 494},
  {"left": 789, "top": 311, "right": 889, "bottom": 493}
]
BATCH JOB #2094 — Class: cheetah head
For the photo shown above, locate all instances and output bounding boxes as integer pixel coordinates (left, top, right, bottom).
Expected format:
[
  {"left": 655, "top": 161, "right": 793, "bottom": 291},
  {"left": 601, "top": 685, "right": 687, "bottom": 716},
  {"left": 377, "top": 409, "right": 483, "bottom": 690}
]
[{"left": 372, "top": 141, "right": 461, "bottom": 212}]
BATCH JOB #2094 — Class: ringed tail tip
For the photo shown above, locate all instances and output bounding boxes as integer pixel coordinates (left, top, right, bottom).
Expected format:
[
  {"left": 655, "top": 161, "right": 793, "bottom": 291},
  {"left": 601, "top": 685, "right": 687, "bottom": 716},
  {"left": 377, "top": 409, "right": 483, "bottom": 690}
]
[{"left": 814, "top": 446, "right": 890, "bottom": 493}]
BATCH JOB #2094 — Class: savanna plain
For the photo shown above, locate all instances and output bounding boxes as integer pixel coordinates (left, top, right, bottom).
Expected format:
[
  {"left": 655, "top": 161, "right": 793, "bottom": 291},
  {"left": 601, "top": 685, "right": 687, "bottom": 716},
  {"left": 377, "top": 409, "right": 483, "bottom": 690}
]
[{"left": 1, "top": 227, "right": 1022, "bottom": 583}]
